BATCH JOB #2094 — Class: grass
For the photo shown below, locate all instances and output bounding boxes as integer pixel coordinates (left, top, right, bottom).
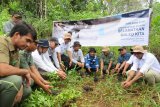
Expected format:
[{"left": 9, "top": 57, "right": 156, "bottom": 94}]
[{"left": 21, "top": 70, "right": 160, "bottom": 107}]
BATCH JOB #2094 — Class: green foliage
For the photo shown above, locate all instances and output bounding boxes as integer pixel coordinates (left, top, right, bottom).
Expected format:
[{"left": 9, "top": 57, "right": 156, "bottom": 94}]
[{"left": 0, "top": 8, "right": 10, "bottom": 35}]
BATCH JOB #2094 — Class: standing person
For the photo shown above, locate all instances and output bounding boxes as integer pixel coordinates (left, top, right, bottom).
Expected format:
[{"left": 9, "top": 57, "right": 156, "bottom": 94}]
[
  {"left": 71, "top": 41, "right": 85, "bottom": 71},
  {"left": 3, "top": 12, "right": 22, "bottom": 35},
  {"left": 0, "top": 22, "right": 37, "bottom": 107},
  {"left": 20, "top": 41, "right": 53, "bottom": 94},
  {"left": 84, "top": 48, "right": 99, "bottom": 75},
  {"left": 32, "top": 39, "right": 66, "bottom": 79},
  {"left": 100, "top": 47, "right": 116, "bottom": 78},
  {"left": 55, "top": 32, "right": 73, "bottom": 71},
  {"left": 122, "top": 46, "right": 160, "bottom": 88},
  {"left": 48, "top": 37, "right": 60, "bottom": 69},
  {"left": 113, "top": 46, "right": 131, "bottom": 81}
]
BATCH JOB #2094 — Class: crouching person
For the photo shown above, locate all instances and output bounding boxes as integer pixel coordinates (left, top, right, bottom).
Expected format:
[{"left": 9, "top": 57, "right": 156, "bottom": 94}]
[
  {"left": 31, "top": 39, "right": 66, "bottom": 79},
  {"left": 70, "top": 41, "right": 84, "bottom": 70},
  {"left": 0, "top": 22, "right": 37, "bottom": 107},
  {"left": 100, "top": 47, "right": 116, "bottom": 78},
  {"left": 20, "top": 40, "right": 53, "bottom": 94},
  {"left": 84, "top": 48, "right": 99, "bottom": 76},
  {"left": 122, "top": 45, "right": 160, "bottom": 88}
]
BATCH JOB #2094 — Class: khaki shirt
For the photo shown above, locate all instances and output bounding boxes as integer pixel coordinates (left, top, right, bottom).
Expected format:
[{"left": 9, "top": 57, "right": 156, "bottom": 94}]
[{"left": 0, "top": 36, "right": 20, "bottom": 67}]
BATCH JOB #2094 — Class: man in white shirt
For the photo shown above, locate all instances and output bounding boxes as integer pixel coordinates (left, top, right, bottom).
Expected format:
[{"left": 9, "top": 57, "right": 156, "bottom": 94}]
[
  {"left": 55, "top": 32, "right": 73, "bottom": 70},
  {"left": 71, "top": 41, "right": 84, "bottom": 70},
  {"left": 122, "top": 45, "right": 160, "bottom": 88},
  {"left": 32, "top": 39, "right": 66, "bottom": 79}
]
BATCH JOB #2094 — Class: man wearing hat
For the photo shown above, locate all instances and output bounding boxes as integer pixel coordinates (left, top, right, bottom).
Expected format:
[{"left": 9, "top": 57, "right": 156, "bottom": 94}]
[
  {"left": 19, "top": 40, "right": 54, "bottom": 94},
  {"left": 84, "top": 48, "right": 99, "bottom": 75},
  {"left": 70, "top": 41, "right": 85, "bottom": 70},
  {"left": 32, "top": 39, "right": 66, "bottom": 79},
  {"left": 3, "top": 12, "right": 23, "bottom": 35},
  {"left": 55, "top": 32, "right": 73, "bottom": 70},
  {"left": 122, "top": 45, "right": 160, "bottom": 88},
  {"left": 100, "top": 47, "right": 116, "bottom": 77},
  {"left": 113, "top": 46, "right": 131, "bottom": 81}
]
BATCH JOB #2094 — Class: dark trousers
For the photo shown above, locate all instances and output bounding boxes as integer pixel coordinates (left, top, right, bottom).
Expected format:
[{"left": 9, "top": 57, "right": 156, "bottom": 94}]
[
  {"left": 85, "top": 68, "right": 97, "bottom": 77},
  {"left": 117, "top": 65, "right": 131, "bottom": 81},
  {"left": 61, "top": 54, "right": 82, "bottom": 71}
]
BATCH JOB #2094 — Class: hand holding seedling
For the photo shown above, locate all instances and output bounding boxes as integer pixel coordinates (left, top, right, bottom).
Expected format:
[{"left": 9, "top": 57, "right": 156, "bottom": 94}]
[
  {"left": 122, "top": 81, "right": 132, "bottom": 88},
  {"left": 57, "top": 70, "right": 67, "bottom": 79},
  {"left": 42, "top": 84, "right": 53, "bottom": 94}
]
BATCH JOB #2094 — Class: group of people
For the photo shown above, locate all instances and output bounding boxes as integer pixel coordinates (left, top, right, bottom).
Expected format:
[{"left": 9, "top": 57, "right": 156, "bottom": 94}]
[{"left": 1, "top": 13, "right": 160, "bottom": 107}]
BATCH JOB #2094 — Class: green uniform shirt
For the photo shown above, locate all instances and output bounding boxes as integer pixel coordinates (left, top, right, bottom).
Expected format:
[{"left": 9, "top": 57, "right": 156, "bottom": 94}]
[
  {"left": 100, "top": 52, "right": 115, "bottom": 66},
  {"left": 19, "top": 50, "right": 34, "bottom": 69},
  {"left": 0, "top": 36, "right": 19, "bottom": 67}
]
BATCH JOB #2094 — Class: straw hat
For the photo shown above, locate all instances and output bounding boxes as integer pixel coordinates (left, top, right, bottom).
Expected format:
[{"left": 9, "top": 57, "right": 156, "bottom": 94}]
[
  {"left": 63, "top": 32, "right": 72, "bottom": 40},
  {"left": 102, "top": 47, "right": 110, "bottom": 52},
  {"left": 132, "top": 45, "right": 147, "bottom": 53}
]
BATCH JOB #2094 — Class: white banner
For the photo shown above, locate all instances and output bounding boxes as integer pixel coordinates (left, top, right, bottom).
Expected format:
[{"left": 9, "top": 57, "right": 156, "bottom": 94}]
[{"left": 52, "top": 9, "right": 151, "bottom": 46}]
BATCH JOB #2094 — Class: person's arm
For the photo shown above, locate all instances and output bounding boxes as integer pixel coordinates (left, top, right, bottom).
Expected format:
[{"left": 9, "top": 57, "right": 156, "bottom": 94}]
[
  {"left": 122, "top": 63, "right": 130, "bottom": 75},
  {"left": 53, "top": 51, "right": 60, "bottom": 69},
  {"left": 67, "top": 50, "right": 72, "bottom": 66},
  {"left": 100, "top": 59, "right": 104, "bottom": 75},
  {"left": 107, "top": 60, "right": 113, "bottom": 72},
  {"left": 119, "top": 61, "right": 126, "bottom": 70},
  {"left": 123, "top": 71, "right": 143, "bottom": 88},
  {"left": 28, "top": 66, "right": 52, "bottom": 93},
  {"left": 84, "top": 55, "right": 91, "bottom": 72},
  {"left": 95, "top": 57, "right": 99, "bottom": 72},
  {"left": 0, "top": 63, "right": 28, "bottom": 76},
  {"left": 30, "top": 65, "right": 47, "bottom": 83},
  {"left": 121, "top": 70, "right": 136, "bottom": 87}
]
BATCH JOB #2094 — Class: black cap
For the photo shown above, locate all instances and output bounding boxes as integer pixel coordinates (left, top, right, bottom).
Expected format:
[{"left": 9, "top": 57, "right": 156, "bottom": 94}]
[
  {"left": 49, "top": 37, "right": 59, "bottom": 45},
  {"left": 88, "top": 48, "right": 96, "bottom": 53},
  {"left": 73, "top": 41, "right": 81, "bottom": 47},
  {"left": 38, "top": 39, "right": 49, "bottom": 48},
  {"left": 118, "top": 46, "right": 126, "bottom": 51}
]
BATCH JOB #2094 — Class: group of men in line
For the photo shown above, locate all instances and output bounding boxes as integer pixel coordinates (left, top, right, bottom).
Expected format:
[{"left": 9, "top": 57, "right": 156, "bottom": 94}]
[{"left": 1, "top": 13, "right": 160, "bottom": 107}]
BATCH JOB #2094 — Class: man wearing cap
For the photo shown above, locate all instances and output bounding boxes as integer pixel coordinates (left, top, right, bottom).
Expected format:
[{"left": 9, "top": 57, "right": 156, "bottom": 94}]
[
  {"left": 48, "top": 37, "right": 60, "bottom": 69},
  {"left": 70, "top": 41, "right": 85, "bottom": 70},
  {"left": 100, "top": 47, "right": 115, "bottom": 77},
  {"left": 84, "top": 48, "right": 99, "bottom": 75},
  {"left": 113, "top": 46, "right": 131, "bottom": 81},
  {"left": 32, "top": 39, "right": 66, "bottom": 79},
  {"left": 3, "top": 12, "right": 22, "bottom": 35},
  {"left": 122, "top": 45, "right": 160, "bottom": 88},
  {"left": 20, "top": 41, "right": 53, "bottom": 94},
  {"left": 55, "top": 32, "right": 73, "bottom": 70},
  {"left": 0, "top": 22, "right": 37, "bottom": 107}
]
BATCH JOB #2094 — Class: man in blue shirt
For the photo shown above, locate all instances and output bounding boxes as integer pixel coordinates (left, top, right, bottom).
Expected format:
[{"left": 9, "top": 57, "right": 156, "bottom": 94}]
[
  {"left": 113, "top": 46, "right": 131, "bottom": 81},
  {"left": 84, "top": 48, "right": 99, "bottom": 76}
]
